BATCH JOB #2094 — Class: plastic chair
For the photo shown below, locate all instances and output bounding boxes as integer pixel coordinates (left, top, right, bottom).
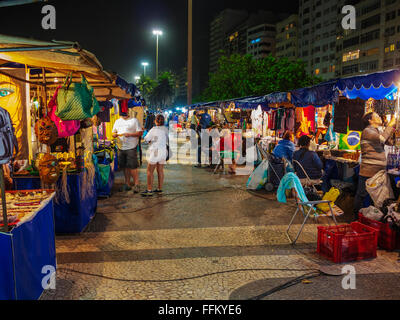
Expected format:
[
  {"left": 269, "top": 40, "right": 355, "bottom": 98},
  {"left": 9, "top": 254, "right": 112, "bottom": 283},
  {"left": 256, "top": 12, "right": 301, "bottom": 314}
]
[{"left": 279, "top": 173, "right": 338, "bottom": 245}]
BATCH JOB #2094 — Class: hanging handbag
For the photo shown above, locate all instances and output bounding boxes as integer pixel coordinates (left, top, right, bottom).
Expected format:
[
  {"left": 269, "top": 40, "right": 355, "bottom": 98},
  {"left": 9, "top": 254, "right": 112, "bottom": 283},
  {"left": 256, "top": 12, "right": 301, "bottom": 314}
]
[
  {"left": 35, "top": 116, "right": 59, "bottom": 146},
  {"left": 38, "top": 153, "right": 60, "bottom": 184},
  {"left": 49, "top": 86, "right": 81, "bottom": 138},
  {"left": 56, "top": 74, "right": 100, "bottom": 120}
]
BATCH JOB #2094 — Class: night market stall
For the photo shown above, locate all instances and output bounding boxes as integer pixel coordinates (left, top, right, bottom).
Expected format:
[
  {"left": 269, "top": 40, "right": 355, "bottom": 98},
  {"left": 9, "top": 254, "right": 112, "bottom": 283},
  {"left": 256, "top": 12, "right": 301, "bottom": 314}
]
[{"left": 0, "top": 34, "right": 137, "bottom": 234}]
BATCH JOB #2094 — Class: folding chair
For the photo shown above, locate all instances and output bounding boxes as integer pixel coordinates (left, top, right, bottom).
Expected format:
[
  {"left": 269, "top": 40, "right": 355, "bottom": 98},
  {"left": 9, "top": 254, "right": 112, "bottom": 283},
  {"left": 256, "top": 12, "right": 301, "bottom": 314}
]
[
  {"left": 279, "top": 173, "right": 338, "bottom": 245},
  {"left": 292, "top": 159, "right": 322, "bottom": 195}
]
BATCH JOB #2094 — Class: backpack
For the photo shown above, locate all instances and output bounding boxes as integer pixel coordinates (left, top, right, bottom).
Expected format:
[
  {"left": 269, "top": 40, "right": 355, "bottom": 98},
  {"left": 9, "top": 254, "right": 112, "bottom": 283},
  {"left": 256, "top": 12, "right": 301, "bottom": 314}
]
[{"left": 0, "top": 107, "right": 18, "bottom": 164}]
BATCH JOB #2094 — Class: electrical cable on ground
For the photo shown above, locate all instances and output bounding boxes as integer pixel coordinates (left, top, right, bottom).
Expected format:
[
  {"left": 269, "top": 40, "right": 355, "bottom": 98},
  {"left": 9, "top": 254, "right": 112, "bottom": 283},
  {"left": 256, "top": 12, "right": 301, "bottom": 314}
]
[
  {"left": 247, "top": 271, "right": 323, "bottom": 300},
  {"left": 94, "top": 184, "right": 339, "bottom": 297},
  {"left": 56, "top": 266, "right": 320, "bottom": 283}
]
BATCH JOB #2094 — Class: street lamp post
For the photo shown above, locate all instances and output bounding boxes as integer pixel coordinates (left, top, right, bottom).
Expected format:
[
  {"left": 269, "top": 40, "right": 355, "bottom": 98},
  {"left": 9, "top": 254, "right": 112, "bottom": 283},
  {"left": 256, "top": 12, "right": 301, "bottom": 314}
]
[
  {"left": 142, "top": 62, "right": 149, "bottom": 76},
  {"left": 187, "top": 0, "right": 192, "bottom": 105},
  {"left": 153, "top": 30, "right": 163, "bottom": 80}
]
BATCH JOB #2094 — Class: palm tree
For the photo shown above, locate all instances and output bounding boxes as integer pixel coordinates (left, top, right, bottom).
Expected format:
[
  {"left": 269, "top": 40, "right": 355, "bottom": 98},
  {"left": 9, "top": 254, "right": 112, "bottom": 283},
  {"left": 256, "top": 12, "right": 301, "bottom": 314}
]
[{"left": 150, "top": 71, "right": 175, "bottom": 110}]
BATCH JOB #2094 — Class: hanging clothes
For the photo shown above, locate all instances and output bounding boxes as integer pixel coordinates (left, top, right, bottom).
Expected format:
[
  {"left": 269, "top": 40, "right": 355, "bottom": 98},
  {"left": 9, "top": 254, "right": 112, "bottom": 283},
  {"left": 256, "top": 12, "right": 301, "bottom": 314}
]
[
  {"left": 120, "top": 99, "right": 129, "bottom": 114},
  {"left": 302, "top": 106, "right": 316, "bottom": 133},
  {"left": 251, "top": 105, "right": 263, "bottom": 137},
  {"left": 97, "top": 101, "right": 112, "bottom": 123},
  {"left": 334, "top": 97, "right": 365, "bottom": 133},
  {"left": 285, "top": 109, "right": 295, "bottom": 132},
  {"left": 295, "top": 107, "right": 310, "bottom": 137},
  {"left": 263, "top": 112, "right": 269, "bottom": 137},
  {"left": 111, "top": 98, "right": 119, "bottom": 115}
]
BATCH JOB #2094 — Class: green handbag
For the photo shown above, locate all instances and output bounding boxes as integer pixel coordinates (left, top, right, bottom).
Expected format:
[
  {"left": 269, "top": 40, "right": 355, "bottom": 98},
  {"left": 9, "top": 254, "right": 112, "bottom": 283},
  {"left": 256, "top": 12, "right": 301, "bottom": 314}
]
[{"left": 56, "top": 74, "right": 100, "bottom": 120}]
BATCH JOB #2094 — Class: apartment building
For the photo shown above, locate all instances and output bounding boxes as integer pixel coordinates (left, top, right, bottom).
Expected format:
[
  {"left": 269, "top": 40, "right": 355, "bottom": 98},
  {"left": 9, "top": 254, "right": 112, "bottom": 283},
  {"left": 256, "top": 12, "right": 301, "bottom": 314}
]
[
  {"left": 276, "top": 14, "right": 299, "bottom": 61},
  {"left": 209, "top": 9, "right": 248, "bottom": 75},
  {"left": 298, "top": 0, "right": 341, "bottom": 80},
  {"left": 247, "top": 23, "right": 277, "bottom": 59},
  {"left": 209, "top": 10, "right": 289, "bottom": 74},
  {"left": 336, "top": 0, "right": 400, "bottom": 77}
]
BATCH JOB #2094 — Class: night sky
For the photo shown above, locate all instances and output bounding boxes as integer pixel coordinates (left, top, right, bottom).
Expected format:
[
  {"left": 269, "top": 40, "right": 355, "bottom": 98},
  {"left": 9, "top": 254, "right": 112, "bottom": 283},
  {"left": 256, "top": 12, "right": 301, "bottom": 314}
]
[{"left": 0, "top": 0, "right": 299, "bottom": 86}]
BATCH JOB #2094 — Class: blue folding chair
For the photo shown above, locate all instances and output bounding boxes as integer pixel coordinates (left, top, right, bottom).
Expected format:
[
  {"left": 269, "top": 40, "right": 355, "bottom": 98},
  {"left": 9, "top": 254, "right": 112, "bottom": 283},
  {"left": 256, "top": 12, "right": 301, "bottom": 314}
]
[{"left": 277, "top": 172, "right": 338, "bottom": 245}]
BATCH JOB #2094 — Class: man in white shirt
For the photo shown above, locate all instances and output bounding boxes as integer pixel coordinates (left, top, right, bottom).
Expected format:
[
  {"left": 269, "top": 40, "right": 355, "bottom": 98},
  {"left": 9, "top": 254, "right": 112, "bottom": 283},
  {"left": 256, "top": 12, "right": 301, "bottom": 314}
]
[{"left": 112, "top": 112, "right": 143, "bottom": 193}]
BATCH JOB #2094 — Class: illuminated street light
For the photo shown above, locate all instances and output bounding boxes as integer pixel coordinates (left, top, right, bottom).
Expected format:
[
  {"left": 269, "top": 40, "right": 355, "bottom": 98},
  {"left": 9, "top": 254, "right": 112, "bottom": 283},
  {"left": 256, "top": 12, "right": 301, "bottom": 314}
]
[
  {"left": 152, "top": 29, "right": 163, "bottom": 79},
  {"left": 141, "top": 62, "right": 149, "bottom": 76}
]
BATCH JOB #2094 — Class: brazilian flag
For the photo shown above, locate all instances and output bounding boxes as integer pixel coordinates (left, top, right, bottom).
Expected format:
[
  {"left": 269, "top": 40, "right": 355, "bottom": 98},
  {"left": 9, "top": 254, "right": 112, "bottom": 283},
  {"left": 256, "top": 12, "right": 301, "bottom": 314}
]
[{"left": 339, "top": 130, "right": 361, "bottom": 150}]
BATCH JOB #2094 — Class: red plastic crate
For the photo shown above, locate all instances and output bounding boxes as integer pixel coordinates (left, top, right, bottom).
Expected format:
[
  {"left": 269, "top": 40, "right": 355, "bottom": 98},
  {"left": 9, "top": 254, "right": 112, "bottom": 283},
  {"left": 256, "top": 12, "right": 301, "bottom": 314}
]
[
  {"left": 317, "top": 222, "right": 378, "bottom": 263},
  {"left": 358, "top": 213, "right": 400, "bottom": 251}
]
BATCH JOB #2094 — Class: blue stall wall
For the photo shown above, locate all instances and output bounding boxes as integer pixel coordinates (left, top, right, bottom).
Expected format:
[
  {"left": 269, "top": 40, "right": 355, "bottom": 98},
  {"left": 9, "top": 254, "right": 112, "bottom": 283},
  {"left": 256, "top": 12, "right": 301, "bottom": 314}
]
[
  {"left": 0, "top": 233, "right": 16, "bottom": 300},
  {"left": 53, "top": 172, "right": 97, "bottom": 234},
  {"left": 14, "top": 171, "right": 98, "bottom": 234},
  {"left": 97, "top": 169, "right": 114, "bottom": 197},
  {"left": 12, "top": 199, "right": 56, "bottom": 300},
  {"left": 14, "top": 176, "right": 41, "bottom": 190}
]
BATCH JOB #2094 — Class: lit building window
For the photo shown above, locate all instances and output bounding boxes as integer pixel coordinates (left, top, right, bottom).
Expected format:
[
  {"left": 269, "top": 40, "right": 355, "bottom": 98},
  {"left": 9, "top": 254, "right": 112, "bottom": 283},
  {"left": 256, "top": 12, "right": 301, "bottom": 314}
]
[
  {"left": 229, "top": 32, "right": 239, "bottom": 42},
  {"left": 385, "top": 47, "right": 390, "bottom": 53},
  {"left": 251, "top": 38, "right": 261, "bottom": 44},
  {"left": 286, "top": 33, "right": 290, "bottom": 39},
  {"left": 342, "top": 50, "right": 360, "bottom": 62},
  {"left": 315, "top": 69, "right": 320, "bottom": 75},
  {"left": 390, "top": 44, "right": 395, "bottom": 51}
]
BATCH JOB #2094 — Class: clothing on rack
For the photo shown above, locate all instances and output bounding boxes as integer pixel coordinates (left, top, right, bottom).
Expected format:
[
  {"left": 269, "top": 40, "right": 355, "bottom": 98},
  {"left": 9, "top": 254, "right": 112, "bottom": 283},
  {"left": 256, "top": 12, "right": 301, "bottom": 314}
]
[
  {"left": 295, "top": 107, "right": 310, "bottom": 137},
  {"left": 120, "top": 99, "right": 129, "bottom": 114},
  {"left": 302, "top": 106, "right": 315, "bottom": 133},
  {"left": 334, "top": 98, "right": 365, "bottom": 133},
  {"left": 111, "top": 98, "right": 119, "bottom": 115},
  {"left": 97, "top": 101, "right": 112, "bottom": 123},
  {"left": 251, "top": 105, "right": 263, "bottom": 137},
  {"left": 285, "top": 109, "right": 295, "bottom": 132}
]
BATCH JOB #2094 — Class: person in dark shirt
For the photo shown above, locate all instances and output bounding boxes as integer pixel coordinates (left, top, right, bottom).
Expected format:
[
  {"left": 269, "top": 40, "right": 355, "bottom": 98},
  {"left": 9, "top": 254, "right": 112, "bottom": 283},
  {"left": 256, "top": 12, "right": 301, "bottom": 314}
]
[
  {"left": 199, "top": 109, "right": 211, "bottom": 130},
  {"left": 272, "top": 131, "right": 295, "bottom": 163},
  {"left": 293, "top": 135, "right": 323, "bottom": 180}
]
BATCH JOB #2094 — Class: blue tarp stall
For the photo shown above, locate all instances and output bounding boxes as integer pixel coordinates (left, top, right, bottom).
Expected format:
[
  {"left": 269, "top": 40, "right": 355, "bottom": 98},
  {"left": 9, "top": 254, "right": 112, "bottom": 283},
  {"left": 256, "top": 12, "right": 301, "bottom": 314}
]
[
  {"left": 13, "top": 171, "right": 97, "bottom": 234},
  {"left": 265, "top": 92, "right": 291, "bottom": 106},
  {"left": 334, "top": 69, "right": 400, "bottom": 100},
  {"left": 291, "top": 80, "right": 338, "bottom": 108},
  {"left": 0, "top": 193, "right": 56, "bottom": 300},
  {"left": 234, "top": 96, "right": 268, "bottom": 110}
]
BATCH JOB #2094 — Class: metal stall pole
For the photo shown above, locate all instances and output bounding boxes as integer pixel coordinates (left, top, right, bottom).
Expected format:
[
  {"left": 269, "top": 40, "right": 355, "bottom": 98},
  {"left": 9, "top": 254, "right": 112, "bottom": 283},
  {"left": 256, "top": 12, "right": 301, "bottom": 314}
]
[{"left": 1, "top": 166, "right": 8, "bottom": 232}]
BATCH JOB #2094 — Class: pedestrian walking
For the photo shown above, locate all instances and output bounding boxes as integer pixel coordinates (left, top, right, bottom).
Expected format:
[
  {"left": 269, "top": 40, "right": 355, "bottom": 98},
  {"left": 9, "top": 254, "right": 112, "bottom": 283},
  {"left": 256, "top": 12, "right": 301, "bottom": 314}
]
[
  {"left": 112, "top": 111, "right": 143, "bottom": 193},
  {"left": 142, "top": 114, "right": 169, "bottom": 197}
]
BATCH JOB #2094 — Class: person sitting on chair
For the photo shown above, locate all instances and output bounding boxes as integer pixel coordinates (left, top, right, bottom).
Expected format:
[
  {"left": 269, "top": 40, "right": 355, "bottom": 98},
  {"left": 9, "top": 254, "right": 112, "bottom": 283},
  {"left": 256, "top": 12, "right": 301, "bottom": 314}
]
[
  {"left": 272, "top": 131, "right": 295, "bottom": 163},
  {"left": 293, "top": 135, "right": 323, "bottom": 180}
]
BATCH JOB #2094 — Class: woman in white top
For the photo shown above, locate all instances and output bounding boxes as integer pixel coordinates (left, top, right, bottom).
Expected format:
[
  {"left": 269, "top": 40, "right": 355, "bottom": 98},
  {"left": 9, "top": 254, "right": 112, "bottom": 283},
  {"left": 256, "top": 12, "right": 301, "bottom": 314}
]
[{"left": 142, "top": 114, "right": 169, "bottom": 197}]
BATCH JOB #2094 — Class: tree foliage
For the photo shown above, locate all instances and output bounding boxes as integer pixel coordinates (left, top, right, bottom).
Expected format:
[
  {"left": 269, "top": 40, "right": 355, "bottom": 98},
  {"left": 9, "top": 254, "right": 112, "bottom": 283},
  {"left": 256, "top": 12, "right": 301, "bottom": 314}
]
[
  {"left": 137, "top": 74, "right": 156, "bottom": 100},
  {"left": 201, "top": 54, "right": 322, "bottom": 101},
  {"left": 149, "top": 71, "right": 176, "bottom": 109}
]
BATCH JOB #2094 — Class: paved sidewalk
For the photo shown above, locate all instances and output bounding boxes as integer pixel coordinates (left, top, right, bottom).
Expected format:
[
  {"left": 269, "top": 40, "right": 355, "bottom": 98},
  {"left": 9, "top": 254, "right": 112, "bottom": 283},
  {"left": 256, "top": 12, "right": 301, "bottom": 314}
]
[{"left": 41, "top": 162, "right": 400, "bottom": 300}]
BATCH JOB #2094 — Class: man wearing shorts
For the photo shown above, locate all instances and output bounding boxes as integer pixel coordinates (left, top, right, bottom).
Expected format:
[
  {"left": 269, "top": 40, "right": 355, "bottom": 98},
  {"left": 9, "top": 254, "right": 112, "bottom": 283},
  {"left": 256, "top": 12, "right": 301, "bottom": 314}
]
[{"left": 112, "top": 112, "right": 143, "bottom": 193}]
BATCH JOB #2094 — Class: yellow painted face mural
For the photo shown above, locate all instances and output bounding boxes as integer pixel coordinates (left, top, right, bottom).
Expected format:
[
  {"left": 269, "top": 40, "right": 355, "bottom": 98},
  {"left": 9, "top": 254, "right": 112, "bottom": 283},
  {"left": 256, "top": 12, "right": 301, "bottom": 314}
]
[{"left": 0, "top": 70, "right": 28, "bottom": 159}]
